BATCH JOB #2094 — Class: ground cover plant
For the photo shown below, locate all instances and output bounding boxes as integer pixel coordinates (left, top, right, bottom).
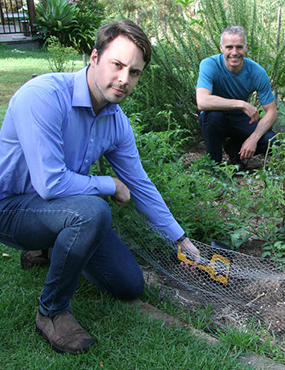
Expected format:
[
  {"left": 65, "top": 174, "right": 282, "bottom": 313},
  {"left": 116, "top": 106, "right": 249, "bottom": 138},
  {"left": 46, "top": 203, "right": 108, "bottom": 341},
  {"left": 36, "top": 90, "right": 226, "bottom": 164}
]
[{"left": 125, "top": 113, "right": 285, "bottom": 258}]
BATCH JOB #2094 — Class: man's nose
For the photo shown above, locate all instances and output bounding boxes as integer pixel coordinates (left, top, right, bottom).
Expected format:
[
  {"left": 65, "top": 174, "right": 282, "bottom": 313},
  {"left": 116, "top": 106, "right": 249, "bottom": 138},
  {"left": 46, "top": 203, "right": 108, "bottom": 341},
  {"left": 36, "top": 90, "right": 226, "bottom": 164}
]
[{"left": 118, "top": 69, "right": 129, "bottom": 85}]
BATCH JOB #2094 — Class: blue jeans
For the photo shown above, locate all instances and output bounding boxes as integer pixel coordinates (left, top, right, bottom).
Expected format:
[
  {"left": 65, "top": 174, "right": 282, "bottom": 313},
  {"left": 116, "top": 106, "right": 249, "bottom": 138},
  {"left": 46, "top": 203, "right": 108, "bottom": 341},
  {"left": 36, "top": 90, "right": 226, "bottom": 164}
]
[
  {"left": 199, "top": 110, "right": 277, "bottom": 162},
  {"left": 0, "top": 194, "right": 144, "bottom": 317}
]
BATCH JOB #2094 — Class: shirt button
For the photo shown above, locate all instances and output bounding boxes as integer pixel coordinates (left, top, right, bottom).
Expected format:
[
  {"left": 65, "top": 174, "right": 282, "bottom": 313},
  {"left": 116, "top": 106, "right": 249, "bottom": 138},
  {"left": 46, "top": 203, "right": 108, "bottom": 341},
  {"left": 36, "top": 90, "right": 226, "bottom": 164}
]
[
  {"left": 85, "top": 159, "right": 89, "bottom": 163},
  {"left": 90, "top": 139, "right": 94, "bottom": 142}
]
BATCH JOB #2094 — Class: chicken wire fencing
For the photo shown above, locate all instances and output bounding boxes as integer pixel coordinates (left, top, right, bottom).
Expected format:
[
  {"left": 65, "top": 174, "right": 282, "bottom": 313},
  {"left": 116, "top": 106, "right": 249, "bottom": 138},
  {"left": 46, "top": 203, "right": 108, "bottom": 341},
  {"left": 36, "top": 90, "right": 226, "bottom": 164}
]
[{"left": 111, "top": 203, "right": 285, "bottom": 337}]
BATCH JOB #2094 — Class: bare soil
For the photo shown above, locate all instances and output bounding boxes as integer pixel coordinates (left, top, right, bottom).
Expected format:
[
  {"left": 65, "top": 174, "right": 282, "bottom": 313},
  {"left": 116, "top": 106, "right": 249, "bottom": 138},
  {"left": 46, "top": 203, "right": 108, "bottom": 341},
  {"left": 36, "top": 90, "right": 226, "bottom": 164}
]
[{"left": 184, "top": 140, "right": 266, "bottom": 172}]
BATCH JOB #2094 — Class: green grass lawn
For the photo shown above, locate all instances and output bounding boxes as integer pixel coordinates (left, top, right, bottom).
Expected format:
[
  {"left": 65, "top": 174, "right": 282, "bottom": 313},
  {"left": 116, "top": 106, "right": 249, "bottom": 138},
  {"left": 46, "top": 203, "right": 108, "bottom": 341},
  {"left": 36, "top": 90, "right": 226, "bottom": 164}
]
[{"left": 0, "top": 46, "right": 84, "bottom": 124}]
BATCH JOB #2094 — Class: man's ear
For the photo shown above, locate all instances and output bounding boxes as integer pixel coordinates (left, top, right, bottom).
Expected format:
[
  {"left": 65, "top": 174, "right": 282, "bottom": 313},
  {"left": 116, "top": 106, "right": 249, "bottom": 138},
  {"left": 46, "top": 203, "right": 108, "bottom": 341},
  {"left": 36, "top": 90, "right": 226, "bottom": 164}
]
[
  {"left": 219, "top": 43, "right": 224, "bottom": 53},
  {"left": 244, "top": 43, "right": 249, "bottom": 52},
  {"left": 90, "top": 49, "right": 98, "bottom": 66}
]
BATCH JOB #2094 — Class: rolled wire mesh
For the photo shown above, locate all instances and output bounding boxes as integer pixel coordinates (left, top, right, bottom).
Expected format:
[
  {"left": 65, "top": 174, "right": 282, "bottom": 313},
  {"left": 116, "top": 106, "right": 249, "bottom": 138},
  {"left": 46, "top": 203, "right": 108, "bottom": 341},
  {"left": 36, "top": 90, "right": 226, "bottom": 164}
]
[{"left": 112, "top": 203, "right": 285, "bottom": 336}]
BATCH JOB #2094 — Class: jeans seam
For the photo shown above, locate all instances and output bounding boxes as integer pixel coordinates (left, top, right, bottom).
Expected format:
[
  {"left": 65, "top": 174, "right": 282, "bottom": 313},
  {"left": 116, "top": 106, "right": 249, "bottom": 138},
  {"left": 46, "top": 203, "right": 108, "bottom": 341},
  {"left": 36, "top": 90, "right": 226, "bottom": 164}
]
[{"left": 0, "top": 208, "right": 82, "bottom": 240}]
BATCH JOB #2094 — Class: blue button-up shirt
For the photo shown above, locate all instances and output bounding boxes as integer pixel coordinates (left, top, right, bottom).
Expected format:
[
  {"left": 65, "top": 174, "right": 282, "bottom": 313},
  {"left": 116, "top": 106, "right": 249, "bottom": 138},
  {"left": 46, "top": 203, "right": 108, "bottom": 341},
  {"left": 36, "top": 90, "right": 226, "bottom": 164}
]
[{"left": 0, "top": 67, "right": 184, "bottom": 241}]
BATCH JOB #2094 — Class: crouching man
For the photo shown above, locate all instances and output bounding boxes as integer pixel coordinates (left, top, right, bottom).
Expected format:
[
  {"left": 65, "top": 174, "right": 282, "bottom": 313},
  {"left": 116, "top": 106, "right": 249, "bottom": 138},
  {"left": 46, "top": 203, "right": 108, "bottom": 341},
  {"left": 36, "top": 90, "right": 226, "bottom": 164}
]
[
  {"left": 0, "top": 20, "right": 200, "bottom": 354},
  {"left": 196, "top": 25, "right": 278, "bottom": 168}
]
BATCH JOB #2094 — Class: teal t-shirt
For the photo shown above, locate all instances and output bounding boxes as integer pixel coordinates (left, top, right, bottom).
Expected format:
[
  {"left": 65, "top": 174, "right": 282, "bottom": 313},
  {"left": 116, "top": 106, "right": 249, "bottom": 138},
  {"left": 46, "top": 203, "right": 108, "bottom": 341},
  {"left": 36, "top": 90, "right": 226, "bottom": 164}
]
[{"left": 196, "top": 54, "right": 274, "bottom": 108}]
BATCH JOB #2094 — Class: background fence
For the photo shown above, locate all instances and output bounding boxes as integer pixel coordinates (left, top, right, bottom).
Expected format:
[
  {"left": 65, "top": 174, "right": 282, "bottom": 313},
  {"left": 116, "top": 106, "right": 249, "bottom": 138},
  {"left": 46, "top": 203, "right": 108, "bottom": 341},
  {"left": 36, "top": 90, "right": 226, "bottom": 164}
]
[{"left": 0, "top": 0, "right": 35, "bottom": 35}]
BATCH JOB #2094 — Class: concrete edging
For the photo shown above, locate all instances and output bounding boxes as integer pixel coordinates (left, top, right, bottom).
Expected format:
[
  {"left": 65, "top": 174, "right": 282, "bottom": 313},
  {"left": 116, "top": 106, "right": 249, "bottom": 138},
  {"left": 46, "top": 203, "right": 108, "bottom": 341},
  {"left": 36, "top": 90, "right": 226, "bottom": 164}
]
[{"left": 128, "top": 299, "right": 285, "bottom": 370}]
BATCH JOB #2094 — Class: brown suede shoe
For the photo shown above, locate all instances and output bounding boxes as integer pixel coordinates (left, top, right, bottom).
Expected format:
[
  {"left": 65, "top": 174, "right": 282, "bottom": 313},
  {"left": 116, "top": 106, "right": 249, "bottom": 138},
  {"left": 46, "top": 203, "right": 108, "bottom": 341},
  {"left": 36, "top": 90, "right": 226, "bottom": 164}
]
[
  {"left": 21, "top": 250, "right": 50, "bottom": 270},
  {"left": 36, "top": 310, "right": 94, "bottom": 354}
]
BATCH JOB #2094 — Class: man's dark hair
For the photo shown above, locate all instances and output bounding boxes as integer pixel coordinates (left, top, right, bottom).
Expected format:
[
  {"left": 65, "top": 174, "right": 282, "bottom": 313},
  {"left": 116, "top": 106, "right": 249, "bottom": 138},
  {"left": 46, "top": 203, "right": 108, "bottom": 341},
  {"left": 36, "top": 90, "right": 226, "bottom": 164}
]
[{"left": 94, "top": 19, "right": 152, "bottom": 68}]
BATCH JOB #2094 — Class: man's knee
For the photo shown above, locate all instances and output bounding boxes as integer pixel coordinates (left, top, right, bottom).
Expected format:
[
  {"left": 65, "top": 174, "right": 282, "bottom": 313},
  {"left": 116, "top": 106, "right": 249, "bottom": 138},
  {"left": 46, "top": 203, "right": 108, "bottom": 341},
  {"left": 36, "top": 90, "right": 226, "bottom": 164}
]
[
  {"left": 199, "top": 111, "right": 226, "bottom": 135},
  {"left": 83, "top": 266, "right": 145, "bottom": 300},
  {"left": 114, "top": 274, "right": 145, "bottom": 300},
  {"left": 257, "top": 130, "right": 277, "bottom": 154},
  {"left": 64, "top": 195, "right": 112, "bottom": 238}
]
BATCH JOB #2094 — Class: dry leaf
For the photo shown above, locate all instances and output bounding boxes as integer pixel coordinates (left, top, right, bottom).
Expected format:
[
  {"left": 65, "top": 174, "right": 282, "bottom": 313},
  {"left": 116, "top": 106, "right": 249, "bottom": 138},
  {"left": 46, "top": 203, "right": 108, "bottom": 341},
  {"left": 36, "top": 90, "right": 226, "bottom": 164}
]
[{"left": 2, "top": 253, "right": 12, "bottom": 258}]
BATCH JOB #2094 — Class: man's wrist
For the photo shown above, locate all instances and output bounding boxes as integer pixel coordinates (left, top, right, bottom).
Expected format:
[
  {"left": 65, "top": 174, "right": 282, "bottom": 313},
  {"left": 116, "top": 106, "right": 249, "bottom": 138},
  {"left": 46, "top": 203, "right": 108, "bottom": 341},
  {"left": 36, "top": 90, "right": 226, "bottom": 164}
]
[{"left": 175, "top": 234, "right": 186, "bottom": 246}]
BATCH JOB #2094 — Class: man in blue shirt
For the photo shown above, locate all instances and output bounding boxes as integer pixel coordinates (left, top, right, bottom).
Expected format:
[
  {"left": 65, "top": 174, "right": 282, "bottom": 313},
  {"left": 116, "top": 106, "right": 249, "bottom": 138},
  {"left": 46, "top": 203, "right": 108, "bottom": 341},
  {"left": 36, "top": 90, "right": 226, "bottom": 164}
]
[
  {"left": 0, "top": 20, "right": 200, "bottom": 354},
  {"left": 196, "top": 25, "right": 277, "bottom": 167}
]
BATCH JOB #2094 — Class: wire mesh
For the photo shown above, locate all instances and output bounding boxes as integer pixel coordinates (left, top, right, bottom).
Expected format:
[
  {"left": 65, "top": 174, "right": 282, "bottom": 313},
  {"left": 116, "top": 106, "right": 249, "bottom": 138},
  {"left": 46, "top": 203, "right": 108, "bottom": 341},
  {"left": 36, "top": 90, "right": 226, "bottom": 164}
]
[{"left": 112, "top": 203, "right": 285, "bottom": 336}]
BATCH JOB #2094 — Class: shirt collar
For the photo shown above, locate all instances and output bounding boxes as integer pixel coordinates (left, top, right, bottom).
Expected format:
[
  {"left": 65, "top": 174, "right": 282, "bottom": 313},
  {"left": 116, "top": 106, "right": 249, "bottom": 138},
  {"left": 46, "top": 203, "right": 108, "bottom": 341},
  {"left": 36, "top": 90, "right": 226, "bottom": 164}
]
[{"left": 72, "top": 66, "right": 118, "bottom": 116}]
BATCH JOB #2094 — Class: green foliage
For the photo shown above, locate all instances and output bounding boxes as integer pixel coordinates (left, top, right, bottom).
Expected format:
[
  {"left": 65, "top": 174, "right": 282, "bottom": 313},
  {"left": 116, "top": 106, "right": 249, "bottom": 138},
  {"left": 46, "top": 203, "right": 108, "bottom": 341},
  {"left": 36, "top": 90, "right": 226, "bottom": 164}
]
[
  {"left": 117, "top": 0, "right": 285, "bottom": 133},
  {"left": 34, "top": 0, "right": 104, "bottom": 54},
  {"left": 188, "top": 304, "right": 214, "bottom": 331},
  {"left": 47, "top": 36, "right": 78, "bottom": 72},
  {"left": 216, "top": 323, "right": 264, "bottom": 352},
  {"left": 131, "top": 109, "right": 191, "bottom": 166},
  {"left": 127, "top": 117, "right": 285, "bottom": 259},
  {"left": 175, "top": 0, "right": 195, "bottom": 6},
  {"left": 276, "top": 102, "right": 285, "bottom": 133},
  {"left": 197, "top": 0, "right": 285, "bottom": 98},
  {"left": 255, "top": 135, "right": 285, "bottom": 261},
  {"left": 68, "top": 0, "right": 105, "bottom": 54},
  {"left": 262, "top": 241, "right": 285, "bottom": 263},
  {"left": 129, "top": 117, "right": 236, "bottom": 243},
  {"left": 34, "top": 0, "right": 78, "bottom": 45}
]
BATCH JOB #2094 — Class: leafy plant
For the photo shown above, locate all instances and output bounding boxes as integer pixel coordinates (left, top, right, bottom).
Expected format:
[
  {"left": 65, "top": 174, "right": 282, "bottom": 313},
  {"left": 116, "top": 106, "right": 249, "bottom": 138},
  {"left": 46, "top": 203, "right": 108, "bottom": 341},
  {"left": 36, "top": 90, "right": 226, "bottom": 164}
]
[
  {"left": 262, "top": 240, "right": 285, "bottom": 263},
  {"left": 47, "top": 36, "right": 78, "bottom": 72},
  {"left": 189, "top": 304, "right": 214, "bottom": 331},
  {"left": 34, "top": 0, "right": 104, "bottom": 54},
  {"left": 34, "top": 0, "right": 78, "bottom": 46},
  {"left": 128, "top": 116, "right": 240, "bottom": 243},
  {"left": 131, "top": 110, "right": 191, "bottom": 168},
  {"left": 69, "top": 0, "right": 104, "bottom": 54}
]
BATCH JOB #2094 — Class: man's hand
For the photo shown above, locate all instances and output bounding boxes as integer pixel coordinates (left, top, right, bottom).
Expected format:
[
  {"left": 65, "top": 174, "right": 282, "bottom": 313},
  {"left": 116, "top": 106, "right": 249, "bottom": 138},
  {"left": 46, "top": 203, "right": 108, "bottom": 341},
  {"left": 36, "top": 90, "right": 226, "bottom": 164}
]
[
  {"left": 242, "top": 102, "right": 259, "bottom": 124},
  {"left": 240, "top": 101, "right": 277, "bottom": 160},
  {"left": 239, "top": 136, "right": 258, "bottom": 160},
  {"left": 112, "top": 178, "right": 130, "bottom": 206},
  {"left": 179, "top": 237, "right": 200, "bottom": 271}
]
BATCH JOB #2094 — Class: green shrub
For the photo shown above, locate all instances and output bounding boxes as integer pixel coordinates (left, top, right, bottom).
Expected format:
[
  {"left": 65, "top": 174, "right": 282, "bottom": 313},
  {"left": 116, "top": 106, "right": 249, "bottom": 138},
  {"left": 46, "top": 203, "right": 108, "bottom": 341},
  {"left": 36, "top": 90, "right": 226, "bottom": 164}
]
[
  {"left": 68, "top": 0, "right": 104, "bottom": 54},
  {"left": 34, "top": 0, "right": 78, "bottom": 46},
  {"left": 47, "top": 36, "right": 78, "bottom": 72},
  {"left": 34, "top": 0, "right": 104, "bottom": 54}
]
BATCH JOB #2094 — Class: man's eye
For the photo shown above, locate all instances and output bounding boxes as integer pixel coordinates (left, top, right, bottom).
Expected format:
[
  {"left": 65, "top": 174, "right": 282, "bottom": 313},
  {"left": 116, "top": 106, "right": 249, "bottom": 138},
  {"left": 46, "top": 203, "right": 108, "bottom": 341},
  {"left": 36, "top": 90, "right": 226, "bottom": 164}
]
[{"left": 131, "top": 71, "right": 141, "bottom": 77}]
